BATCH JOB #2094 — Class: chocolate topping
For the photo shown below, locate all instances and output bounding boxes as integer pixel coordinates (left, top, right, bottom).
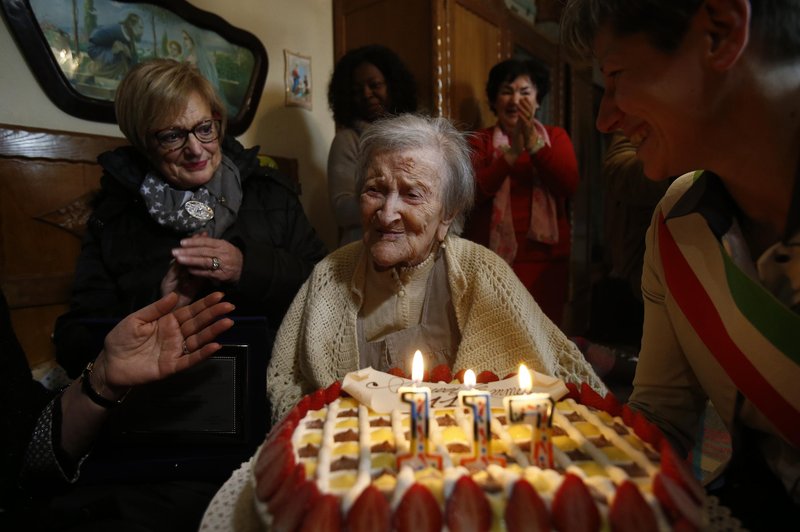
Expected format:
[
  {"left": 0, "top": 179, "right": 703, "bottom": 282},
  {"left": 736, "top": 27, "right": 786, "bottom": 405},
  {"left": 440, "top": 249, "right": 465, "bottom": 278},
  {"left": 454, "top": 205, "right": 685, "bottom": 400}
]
[
  {"left": 297, "top": 443, "right": 319, "bottom": 458},
  {"left": 331, "top": 456, "right": 359, "bottom": 471},
  {"left": 334, "top": 429, "right": 359, "bottom": 442},
  {"left": 446, "top": 443, "right": 471, "bottom": 453},
  {"left": 436, "top": 414, "right": 458, "bottom": 426},
  {"left": 566, "top": 448, "right": 591, "bottom": 461},
  {"left": 370, "top": 417, "right": 392, "bottom": 427},
  {"left": 371, "top": 441, "right": 396, "bottom": 453},
  {"left": 612, "top": 422, "right": 629, "bottom": 435},
  {"left": 591, "top": 435, "right": 611, "bottom": 447},
  {"left": 617, "top": 462, "right": 647, "bottom": 478}
]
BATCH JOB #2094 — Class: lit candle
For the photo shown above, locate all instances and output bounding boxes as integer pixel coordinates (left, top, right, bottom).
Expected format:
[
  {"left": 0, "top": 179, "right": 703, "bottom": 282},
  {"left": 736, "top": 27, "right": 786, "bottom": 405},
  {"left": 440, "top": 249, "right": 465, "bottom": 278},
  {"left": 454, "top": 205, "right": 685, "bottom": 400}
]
[
  {"left": 397, "top": 351, "right": 442, "bottom": 470},
  {"left": 458, "top": 370, "right": 505, "bottom": 467},
  {"left": 503, "top": 364, "right": 555, "bottom": 469}
]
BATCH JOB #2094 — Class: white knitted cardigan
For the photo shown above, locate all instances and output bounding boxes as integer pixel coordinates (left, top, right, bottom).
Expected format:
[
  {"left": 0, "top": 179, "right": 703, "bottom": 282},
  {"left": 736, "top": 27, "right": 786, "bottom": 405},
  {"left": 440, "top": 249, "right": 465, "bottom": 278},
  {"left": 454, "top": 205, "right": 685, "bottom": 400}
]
[{"left": 267, "top": 235, "right": 606, "bottom": 421}]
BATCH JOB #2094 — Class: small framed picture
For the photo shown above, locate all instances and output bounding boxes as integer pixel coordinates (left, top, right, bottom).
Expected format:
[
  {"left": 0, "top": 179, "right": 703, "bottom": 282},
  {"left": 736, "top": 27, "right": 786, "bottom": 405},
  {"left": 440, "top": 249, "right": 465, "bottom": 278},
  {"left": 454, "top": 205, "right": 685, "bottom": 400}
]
[{"left": 284, "top": 50, "right": 311, "bottom": 110}]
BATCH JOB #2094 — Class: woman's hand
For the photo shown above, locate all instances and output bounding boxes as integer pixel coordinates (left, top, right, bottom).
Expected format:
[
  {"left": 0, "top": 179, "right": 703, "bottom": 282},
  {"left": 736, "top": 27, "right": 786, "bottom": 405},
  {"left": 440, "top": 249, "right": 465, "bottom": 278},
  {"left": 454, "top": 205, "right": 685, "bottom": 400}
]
[
  {"left": 517, "top": 97, "right": 539, "bottom": 149},
  {"left": 160, "top": 260, "right": 204, "bottom": 308},
  {"left": 58, "top": 292, "right": 234, "bottom": 459},
  {"left": 504, "top": 97, "right": 539, "bottom": 164},
  {"left": 92, "top": 291, "right": 235, "bottom": 397},
  {"left": 171, "top": 233, "right": 245, "bottom": 284}
]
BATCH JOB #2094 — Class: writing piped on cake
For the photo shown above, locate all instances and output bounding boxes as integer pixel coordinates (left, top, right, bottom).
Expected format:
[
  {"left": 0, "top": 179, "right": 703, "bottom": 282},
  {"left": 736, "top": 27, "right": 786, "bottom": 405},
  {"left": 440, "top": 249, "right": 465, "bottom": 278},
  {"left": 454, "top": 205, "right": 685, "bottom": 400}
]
[{"left": 342, "top": 367, "right": 569, "bottom": 414}]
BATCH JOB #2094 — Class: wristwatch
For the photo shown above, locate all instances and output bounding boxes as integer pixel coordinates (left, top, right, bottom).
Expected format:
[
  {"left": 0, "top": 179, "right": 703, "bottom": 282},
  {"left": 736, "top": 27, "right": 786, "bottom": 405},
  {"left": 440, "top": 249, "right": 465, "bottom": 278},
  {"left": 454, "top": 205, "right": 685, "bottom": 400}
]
[{"left": 80, "top": 361, "right": 128, "bottom": 408}]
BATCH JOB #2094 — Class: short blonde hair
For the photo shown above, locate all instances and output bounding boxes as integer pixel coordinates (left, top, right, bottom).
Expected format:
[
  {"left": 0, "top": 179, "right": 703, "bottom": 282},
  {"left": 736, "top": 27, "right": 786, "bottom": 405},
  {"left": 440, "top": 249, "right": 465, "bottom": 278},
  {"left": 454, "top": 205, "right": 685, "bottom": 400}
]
[{"left": 114, "top": 58, "right": 227, "bottom": 154}]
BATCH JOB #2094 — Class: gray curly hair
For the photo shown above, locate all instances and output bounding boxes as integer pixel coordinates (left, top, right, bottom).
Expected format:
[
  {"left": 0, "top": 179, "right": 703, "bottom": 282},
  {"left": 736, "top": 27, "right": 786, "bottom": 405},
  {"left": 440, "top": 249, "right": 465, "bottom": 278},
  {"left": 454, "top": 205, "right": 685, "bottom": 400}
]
[{"left": 355, "top": 113, "right": 475, "bottom": 235}]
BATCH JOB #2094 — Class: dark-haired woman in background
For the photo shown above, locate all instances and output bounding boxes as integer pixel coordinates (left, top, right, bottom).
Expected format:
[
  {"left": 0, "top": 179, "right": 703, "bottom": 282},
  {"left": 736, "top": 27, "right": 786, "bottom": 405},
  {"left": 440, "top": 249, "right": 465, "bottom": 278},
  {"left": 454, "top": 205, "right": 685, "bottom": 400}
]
[
  {"left": 326, "top": 44, "right": 418, "bottom": 247},
  {"left": 463, "top": 59, "right": 579, "bottom": 328}
]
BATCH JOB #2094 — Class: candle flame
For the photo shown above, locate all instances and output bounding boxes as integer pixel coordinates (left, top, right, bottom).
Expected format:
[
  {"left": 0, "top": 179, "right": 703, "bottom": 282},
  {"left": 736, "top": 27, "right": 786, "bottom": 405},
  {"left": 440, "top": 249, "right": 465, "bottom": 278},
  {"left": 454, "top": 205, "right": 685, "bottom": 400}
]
[
  {"left": 464, "top": 369, "right": 476, "bottom": 388},
  {"left": 411, "top": 350, "right": 424, "bottom": 383},
  {"left": 518, "top": 364, "right": 532, "bottom": 393}
]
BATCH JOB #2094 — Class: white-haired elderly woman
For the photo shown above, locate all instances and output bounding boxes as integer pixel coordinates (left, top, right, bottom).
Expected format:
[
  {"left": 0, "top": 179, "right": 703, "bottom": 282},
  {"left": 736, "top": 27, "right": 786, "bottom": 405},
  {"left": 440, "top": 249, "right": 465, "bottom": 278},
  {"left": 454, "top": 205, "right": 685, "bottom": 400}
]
[{"left": 268, "top": 113, "right": 604, "bottom": 421}]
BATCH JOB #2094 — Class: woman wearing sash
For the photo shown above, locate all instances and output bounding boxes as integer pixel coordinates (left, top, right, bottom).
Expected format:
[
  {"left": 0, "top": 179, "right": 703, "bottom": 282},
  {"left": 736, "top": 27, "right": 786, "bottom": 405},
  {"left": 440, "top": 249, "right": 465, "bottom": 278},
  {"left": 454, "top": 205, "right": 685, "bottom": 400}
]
[{"left": 562, "top": 0, "right": 800, "bottom": 527}]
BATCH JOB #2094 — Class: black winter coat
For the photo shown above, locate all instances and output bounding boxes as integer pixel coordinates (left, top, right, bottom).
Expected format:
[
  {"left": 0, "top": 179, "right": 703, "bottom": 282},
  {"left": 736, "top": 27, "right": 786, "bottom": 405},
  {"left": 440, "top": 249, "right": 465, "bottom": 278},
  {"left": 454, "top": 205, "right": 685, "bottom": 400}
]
[{"left": 54, "top": 137, "right": 327, "bottom": 376}]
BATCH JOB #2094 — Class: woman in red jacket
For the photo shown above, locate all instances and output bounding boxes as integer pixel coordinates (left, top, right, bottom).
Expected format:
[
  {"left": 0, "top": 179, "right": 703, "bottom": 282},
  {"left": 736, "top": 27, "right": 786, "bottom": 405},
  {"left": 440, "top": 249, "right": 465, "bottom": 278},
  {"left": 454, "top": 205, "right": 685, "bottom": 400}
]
[{"left": 464, "top": 59, "right": 579, "bottom": 327}]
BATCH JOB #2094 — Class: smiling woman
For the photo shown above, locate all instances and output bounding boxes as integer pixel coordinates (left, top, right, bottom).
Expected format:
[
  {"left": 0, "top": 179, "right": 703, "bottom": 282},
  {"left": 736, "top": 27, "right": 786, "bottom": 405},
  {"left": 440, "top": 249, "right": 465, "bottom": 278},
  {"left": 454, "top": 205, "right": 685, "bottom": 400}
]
[
  {"left": 326, "top": 45, "right": 419, "bottom": 247},
  {"left": 53, "top": 58, "right": 327, "bottom": 380},
  {"left": 462, "top": 58, "right": 580, "bottom": 329},
  {"left": 267, "top": 113, "right": 605, "bottom": 423},
  {"left": 560, "top": 0, "right": 800, "bottom": 527}
]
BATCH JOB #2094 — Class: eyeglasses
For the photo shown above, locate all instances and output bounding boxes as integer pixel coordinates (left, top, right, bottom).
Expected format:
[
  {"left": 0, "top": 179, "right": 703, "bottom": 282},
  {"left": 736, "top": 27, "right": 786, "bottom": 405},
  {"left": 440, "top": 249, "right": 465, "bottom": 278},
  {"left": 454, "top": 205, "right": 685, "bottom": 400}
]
[{"left": 152, "top": 119, "right": 221, "bottom": 152}]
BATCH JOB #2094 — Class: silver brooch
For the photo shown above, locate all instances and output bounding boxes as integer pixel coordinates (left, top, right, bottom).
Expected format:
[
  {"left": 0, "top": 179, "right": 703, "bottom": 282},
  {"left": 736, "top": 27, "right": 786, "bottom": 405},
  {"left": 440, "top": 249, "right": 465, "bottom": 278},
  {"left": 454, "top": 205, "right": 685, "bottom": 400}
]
[{"left": 184, "top": 200, "right": 214, "bottom": 221}]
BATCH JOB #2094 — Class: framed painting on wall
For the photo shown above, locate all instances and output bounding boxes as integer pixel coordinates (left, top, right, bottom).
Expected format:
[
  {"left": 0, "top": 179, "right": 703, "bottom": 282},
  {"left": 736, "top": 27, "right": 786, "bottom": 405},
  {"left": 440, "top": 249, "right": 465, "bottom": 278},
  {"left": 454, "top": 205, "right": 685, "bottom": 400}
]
[
  {"left": 284, "top": 49, "right": 311, "bottom": 110},
  {"left": 0, "top": 0, "right": 268, "bottom": 135}
]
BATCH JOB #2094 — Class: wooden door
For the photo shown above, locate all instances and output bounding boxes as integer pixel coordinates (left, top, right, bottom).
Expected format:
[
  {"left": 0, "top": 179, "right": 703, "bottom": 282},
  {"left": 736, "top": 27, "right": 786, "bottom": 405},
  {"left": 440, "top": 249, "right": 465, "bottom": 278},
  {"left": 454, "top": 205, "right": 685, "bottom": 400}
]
[{"left": 446, "top": 0, "right": 504, "bottom": 130}]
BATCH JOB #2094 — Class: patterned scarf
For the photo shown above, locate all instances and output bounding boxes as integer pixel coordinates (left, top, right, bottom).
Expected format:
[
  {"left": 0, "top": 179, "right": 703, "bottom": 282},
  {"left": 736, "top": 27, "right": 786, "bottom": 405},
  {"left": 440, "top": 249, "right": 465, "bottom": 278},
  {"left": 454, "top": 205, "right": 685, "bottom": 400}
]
[
  {"left": 489, "top": 124, "right": 558, "bottom": 265},
  {"left": 139, "top": 155, "right": 243, "bottom": 237}
]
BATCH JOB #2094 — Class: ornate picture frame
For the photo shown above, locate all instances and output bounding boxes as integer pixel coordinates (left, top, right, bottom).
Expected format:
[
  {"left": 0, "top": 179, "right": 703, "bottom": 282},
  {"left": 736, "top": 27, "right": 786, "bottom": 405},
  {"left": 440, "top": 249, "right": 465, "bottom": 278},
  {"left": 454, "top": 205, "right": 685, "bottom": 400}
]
[{"left": 0, "top": 0, "right": 268, "bottom": 135}]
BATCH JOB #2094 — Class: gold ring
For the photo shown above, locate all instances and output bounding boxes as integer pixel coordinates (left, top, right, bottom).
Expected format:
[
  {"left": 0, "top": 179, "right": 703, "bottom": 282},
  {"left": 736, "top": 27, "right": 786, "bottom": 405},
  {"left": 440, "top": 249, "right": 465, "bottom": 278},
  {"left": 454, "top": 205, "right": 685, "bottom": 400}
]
[
  {"left": 182, "top": 340, "right": 190, "bottom": 355},
  {"left": 211, "top": 256, "right": 221, "bottom": 271}
]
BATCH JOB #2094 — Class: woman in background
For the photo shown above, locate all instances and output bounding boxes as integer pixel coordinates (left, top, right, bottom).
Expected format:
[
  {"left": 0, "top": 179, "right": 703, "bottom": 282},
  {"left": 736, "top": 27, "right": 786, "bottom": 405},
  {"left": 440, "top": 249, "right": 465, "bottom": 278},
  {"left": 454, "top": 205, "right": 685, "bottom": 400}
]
[
  {"left": 463, "top": 59, "right": 579, "bottom": 328},
  {"left": 326, "top": 44, "right": 418, "bottom": 247}
]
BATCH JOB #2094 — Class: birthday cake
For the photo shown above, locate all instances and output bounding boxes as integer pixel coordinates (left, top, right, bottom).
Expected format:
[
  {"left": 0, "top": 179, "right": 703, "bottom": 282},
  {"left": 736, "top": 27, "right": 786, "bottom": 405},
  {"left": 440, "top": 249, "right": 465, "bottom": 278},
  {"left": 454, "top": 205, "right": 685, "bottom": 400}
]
[{"left": 252, "top": 367, "right": 707, "bottom": 531}]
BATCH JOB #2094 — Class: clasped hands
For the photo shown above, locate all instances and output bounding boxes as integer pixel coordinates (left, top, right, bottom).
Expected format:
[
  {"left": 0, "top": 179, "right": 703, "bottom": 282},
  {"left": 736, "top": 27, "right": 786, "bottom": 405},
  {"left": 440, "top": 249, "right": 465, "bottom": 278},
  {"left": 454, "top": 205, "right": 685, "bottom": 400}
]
[
  {"left": 505, "top": 98, "right": 547, "bottom": 163},
  {"left": 162, "top": 232, "right": 244, "bottom": 307}
]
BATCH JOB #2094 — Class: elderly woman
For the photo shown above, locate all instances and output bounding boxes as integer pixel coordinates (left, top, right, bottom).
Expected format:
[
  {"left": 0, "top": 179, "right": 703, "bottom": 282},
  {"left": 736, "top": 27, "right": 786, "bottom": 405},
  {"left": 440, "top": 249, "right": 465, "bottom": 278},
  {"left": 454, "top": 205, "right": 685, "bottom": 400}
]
[
  {"left": 268, "top": 113, "right": 603, "bottom": 421},
  {"left": 463, "top": 59, "right": 579, "bottom": 327},
  {"left": 54, "top": 59, "right": 327, "bottom": 377}
]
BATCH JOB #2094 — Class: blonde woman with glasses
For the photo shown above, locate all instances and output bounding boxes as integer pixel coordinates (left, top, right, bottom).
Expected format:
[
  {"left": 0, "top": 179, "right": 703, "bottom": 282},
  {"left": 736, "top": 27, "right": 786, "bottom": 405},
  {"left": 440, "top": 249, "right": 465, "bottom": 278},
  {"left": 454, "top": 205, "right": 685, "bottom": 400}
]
[{"left": 54, "top": 58, "right": 326, "bottom": 379}]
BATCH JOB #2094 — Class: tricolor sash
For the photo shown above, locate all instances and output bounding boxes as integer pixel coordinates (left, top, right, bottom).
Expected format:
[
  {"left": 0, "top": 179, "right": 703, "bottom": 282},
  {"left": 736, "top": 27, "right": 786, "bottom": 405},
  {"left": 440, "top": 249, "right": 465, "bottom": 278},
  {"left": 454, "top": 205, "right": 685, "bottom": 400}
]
[{"left": 658, "top": 202, "right": 800, "bottom": 448}]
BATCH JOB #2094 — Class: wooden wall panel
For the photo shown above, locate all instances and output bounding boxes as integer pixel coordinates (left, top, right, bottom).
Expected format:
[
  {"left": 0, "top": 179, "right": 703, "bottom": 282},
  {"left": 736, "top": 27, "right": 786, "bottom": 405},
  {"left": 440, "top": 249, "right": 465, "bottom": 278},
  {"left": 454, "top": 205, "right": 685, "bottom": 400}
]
[{"left": 448, "top": 1, "right": 503, "bottom": 130}]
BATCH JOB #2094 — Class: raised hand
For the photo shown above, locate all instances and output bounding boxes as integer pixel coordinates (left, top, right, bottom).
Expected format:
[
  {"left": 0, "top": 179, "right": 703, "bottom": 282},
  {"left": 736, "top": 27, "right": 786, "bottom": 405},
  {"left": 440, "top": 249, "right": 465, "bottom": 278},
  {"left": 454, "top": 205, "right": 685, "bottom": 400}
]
[{"left": 92, "top": 291, "right": 235, "bottom": 397}]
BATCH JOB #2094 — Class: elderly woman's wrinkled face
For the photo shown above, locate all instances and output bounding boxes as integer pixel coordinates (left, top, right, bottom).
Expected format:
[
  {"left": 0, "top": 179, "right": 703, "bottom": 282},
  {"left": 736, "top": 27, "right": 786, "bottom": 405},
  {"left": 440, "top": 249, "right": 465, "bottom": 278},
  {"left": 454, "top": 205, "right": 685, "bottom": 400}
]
[
  {"left": 361, "top": 147, "right": 452, "bottom": 269},
  {"left": 149, "top": 91, "right": 222, "bottom": 189}
]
